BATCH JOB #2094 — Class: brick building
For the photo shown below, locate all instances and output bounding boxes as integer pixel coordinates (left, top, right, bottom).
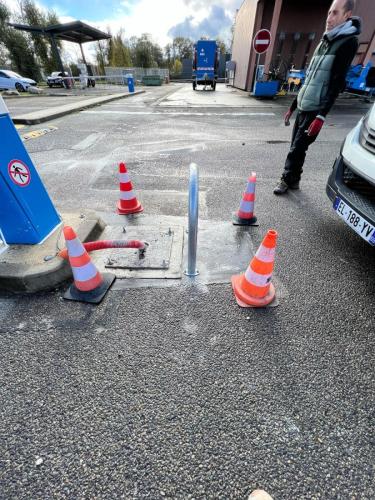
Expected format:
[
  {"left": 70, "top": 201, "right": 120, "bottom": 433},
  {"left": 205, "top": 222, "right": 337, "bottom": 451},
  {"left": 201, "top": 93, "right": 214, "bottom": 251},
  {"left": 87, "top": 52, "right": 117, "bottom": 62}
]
[{"left": 231, "top": 0, "right": 375, "bottom": 90}]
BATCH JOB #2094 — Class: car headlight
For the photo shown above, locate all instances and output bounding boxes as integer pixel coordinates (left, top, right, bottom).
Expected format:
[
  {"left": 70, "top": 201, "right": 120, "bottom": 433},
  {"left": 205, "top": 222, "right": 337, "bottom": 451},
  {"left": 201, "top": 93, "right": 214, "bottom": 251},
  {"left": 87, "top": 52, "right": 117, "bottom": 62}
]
[
  {"left": 339, "top": 139, "right": 345, "bottom": 156},
  {"left": 359, "top": 110, "right": 375, "bottom": 155},
  {"left": 359, "top": 111, "right": 370, "bottom": 139}
]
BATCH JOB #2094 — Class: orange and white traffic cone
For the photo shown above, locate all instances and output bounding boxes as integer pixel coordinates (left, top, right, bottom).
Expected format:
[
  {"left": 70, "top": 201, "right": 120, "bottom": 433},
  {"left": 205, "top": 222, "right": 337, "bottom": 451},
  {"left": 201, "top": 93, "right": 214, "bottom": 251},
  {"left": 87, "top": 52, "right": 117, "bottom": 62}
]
[
  {"left": 63, "top": 226, "right": 115, "bottom": 304},
  {"left": 231, "top": 229, "right": 278, "bottom": 307},
  {"left": 117, "top": 162, "right": 143, "bottom": 215},
  {"left": 248, "top": 490, "right": 274, "bottom": 500},
  {"left": 233, "top": 172, "right": 258, "bottom": 226}
]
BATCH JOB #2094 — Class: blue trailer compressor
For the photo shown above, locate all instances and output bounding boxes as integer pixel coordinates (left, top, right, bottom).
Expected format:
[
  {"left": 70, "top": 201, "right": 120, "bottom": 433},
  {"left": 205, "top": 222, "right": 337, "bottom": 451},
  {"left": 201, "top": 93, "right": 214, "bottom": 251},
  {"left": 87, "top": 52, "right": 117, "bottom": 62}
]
[{"left": 192, "top": 39, "right": 220, "bottom": 91}]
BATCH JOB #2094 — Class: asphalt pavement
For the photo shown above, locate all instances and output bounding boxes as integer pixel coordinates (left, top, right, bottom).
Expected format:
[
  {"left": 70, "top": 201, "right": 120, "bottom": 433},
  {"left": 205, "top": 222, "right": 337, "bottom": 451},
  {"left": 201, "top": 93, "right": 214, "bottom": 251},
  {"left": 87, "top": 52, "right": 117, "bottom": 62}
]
[{"left": 1, "top": 83, "right": 374, "bottom": 499}]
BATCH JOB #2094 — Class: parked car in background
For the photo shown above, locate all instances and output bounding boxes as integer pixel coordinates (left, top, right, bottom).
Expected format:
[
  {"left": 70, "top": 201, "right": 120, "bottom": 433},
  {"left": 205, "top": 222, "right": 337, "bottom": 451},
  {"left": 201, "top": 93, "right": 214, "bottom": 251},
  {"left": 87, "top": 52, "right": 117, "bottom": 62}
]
[
  {"left": 47, "top": 71, "right": 74, "bottom": 88},
  {"left": 326, "top": 103, "right": 375, "bottom": 246},
  {"left": 0, "top": 69, "right": 36, "bottom": 92}
]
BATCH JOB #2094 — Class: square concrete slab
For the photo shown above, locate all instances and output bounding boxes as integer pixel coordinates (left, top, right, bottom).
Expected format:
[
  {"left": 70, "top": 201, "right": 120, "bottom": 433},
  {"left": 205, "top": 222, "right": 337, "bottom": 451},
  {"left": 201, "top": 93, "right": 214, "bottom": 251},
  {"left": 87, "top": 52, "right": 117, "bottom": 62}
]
[{"left": 90, "top": 225, "right": 184, "bottom": 279}]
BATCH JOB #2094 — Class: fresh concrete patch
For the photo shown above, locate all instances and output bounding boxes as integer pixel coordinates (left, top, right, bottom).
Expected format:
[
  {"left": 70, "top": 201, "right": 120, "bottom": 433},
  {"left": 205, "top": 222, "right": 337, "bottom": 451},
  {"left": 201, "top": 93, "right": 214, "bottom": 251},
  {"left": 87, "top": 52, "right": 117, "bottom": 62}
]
[
  {"left": 94, "top": 213, "right": 282, "bottom": 293},
  {"left": 0, "top": 211, "right": 105, "bottom": 293},
  {"left": 158, "top": 83, "right": 276, "bottom": 108},
  {"left": 90, "top": 225, "right": 184, "bottom": 280}
]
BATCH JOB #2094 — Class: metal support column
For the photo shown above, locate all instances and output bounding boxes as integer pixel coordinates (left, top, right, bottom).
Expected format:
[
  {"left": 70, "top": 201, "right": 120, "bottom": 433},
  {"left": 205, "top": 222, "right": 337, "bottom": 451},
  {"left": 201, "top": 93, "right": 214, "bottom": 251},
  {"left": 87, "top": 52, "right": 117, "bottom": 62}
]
[
  {"left": 79, "top": 43, "right": 88, "bottom": 65},
  {"left": 49, "top": 34, "right": 65, "bottom": 74},
  {"left": 185, "top": 163, "right": 199, "bottom": 277}
]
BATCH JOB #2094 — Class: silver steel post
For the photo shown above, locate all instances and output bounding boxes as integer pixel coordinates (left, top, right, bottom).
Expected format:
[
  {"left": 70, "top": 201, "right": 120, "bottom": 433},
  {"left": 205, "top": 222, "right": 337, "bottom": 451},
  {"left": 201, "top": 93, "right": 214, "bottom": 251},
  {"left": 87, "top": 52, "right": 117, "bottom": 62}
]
[{"left": 184, "top": 163, "right": 199, "bottom": 276}]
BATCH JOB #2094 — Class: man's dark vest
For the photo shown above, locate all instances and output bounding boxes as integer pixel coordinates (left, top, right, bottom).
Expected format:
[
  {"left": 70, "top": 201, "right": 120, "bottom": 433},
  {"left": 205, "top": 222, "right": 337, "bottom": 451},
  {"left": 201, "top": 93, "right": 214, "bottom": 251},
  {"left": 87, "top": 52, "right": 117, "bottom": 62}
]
[{"left": 297, "top": 36, "right": 352, "bottom": 111}]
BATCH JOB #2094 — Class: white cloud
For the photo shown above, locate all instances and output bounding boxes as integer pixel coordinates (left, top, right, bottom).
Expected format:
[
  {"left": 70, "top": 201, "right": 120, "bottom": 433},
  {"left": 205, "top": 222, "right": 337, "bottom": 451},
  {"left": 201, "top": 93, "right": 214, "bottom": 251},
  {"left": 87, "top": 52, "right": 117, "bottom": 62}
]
[
  {"left": 94, "top": 0, "right": 197, "bottom": 46},
  {"left": 69, "top": 0, "right": 221, "bottom": 64},
  {"left": 4, "top": 0, "right": 50, "bottom": 17},
  {"left": 183, "top": 0, "right": 239, "bottom": 12},
  {"left": 3, "top": 0, "right": 238, "bottom": 65},
  {"left": 3, "top": 0, "right": 21, "bottom": 16}
]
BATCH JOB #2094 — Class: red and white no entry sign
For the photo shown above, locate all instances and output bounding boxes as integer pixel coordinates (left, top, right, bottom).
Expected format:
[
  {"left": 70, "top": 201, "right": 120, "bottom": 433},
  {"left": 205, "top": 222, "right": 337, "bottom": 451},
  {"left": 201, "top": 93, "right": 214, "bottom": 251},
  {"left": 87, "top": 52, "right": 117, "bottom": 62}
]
[
  {"left": 253, "top": 29, "right": 272, "bottom": 54},
  {"left": 8, "top": 159, "right": 31, "bottom": 187}
]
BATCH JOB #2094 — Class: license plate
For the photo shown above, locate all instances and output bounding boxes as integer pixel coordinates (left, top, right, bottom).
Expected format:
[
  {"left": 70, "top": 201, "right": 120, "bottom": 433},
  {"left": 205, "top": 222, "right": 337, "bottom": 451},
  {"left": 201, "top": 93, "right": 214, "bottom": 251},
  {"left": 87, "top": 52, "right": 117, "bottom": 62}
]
[{"left": 333, "top": 197, "right": 375, "bottom": 245}]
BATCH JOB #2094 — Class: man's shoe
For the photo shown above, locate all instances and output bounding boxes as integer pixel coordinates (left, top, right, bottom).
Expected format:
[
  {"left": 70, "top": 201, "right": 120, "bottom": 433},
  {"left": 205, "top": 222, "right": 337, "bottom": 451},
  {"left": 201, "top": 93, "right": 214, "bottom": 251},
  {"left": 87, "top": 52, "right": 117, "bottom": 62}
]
[
  {"left": 289, "top": 181, "right": 300, "bottom": 189},
  {"left": 273, "top": 179, "right": 289, "bottom": 194}
]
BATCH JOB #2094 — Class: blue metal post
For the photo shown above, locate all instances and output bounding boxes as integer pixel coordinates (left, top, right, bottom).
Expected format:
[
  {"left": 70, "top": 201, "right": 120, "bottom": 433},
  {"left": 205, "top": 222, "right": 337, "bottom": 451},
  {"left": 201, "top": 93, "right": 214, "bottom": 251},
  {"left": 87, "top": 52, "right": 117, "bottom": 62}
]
[{"left": 126, "top": 74, "right": 135, "bottom": 93}]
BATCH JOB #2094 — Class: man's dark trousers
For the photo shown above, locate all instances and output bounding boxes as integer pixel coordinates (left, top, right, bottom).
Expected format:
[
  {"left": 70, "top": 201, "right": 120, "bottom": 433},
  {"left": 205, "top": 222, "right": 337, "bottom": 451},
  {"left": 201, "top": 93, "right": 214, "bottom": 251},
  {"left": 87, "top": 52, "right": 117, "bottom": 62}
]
[{"left": 281, "top": 110, "right": 319, "bottom": 185}]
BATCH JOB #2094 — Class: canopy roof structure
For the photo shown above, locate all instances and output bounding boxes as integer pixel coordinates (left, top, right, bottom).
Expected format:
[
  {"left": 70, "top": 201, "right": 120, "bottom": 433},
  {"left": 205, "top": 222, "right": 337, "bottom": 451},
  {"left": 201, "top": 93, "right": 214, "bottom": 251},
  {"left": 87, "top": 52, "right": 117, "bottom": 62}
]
[
  {"left": 8, "top": 21, "right": 111, "bottom": 73},
  {"left": 9, "top": 21, "right": 111, "bottom": 44}
]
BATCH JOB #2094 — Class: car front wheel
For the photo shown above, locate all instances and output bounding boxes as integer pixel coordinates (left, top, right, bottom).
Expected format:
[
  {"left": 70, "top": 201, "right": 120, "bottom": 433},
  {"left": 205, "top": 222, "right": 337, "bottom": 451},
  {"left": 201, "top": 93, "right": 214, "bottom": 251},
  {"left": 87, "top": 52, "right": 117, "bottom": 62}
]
[{"left": 15, "top": 83, "right": 24, "bottom": 92}]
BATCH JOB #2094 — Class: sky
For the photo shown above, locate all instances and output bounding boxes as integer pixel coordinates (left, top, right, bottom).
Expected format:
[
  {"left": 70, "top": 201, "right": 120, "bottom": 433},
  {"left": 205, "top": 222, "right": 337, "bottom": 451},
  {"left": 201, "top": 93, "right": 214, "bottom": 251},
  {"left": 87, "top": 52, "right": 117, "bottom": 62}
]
[{"left": 5, "top": 0, "right": 240, "bottom": 62}]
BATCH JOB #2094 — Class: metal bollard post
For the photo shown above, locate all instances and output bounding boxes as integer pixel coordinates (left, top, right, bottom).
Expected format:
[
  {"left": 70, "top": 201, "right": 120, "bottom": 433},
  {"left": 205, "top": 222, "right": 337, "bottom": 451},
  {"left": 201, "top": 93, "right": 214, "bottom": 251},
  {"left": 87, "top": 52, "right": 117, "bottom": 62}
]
[{"left": 184, "top": 163, "right": 199, "bottom": 276}]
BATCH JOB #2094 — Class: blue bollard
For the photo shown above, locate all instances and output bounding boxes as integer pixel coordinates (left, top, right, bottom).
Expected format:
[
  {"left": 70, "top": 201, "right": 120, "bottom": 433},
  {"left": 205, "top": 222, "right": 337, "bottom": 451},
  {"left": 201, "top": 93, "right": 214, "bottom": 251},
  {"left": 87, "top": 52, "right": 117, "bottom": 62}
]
[{"left": 126, "top": 74, "right": 135, "bottom": 93}]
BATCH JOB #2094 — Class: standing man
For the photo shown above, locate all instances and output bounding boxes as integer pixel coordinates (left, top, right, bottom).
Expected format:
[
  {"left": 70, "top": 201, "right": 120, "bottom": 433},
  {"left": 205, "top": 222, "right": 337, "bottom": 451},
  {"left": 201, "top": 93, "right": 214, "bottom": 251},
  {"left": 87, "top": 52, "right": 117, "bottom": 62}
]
[{"left": 273, "top": 0, "right": 361, "bottom": 194}]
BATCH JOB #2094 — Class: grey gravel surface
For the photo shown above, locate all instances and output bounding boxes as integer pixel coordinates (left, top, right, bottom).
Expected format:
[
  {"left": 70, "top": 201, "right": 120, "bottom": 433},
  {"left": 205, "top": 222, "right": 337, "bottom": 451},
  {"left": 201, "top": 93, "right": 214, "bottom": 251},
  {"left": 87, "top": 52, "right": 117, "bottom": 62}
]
[{"left": 0, "top": 84, "right": 374, "bottom": 499}]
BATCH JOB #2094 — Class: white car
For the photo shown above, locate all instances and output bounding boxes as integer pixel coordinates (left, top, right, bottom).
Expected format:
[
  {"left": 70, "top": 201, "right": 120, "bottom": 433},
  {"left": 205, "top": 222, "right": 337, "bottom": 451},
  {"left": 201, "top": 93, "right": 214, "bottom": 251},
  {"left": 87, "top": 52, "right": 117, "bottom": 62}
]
[
  {"left": 326, "top": 103, "right": 375, "bottom": 246},
  {"left": 0, "top": 69, "right": 36, "bottom": 92}
]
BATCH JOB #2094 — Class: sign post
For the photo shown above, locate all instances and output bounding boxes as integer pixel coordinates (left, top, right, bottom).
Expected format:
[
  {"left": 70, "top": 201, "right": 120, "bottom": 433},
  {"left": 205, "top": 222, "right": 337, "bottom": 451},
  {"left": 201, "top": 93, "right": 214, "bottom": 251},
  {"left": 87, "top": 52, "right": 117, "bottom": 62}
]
[{"left": 252, "top": 29, "right": 272, "bottom": 94}]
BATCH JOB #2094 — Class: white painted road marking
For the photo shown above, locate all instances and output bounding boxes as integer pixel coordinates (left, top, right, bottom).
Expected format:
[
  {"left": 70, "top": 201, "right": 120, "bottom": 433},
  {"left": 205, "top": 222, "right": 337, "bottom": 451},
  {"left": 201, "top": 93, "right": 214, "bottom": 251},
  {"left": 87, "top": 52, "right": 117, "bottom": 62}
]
[
  {"left": 82, "top": 111, "right": 275, "bottom": 116},
  {"left": 72, "top": 133, "right": 104, "bottom": 151}
]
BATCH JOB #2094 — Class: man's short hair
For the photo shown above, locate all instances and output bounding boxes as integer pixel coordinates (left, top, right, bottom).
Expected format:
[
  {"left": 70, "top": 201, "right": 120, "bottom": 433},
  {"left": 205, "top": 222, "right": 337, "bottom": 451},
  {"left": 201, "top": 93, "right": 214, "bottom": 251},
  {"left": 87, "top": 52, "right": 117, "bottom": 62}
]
[{"left": 344, "top": 0, "right": 355, "bottom": 12}]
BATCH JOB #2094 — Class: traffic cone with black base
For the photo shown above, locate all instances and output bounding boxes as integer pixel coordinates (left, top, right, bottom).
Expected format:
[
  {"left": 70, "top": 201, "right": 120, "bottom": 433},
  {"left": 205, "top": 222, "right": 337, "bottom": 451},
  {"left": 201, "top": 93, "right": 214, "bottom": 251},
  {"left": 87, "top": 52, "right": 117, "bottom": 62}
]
[
  {"left": 63, "top": 226, "right": 115, "bottom": 304},
  {"left": 233, "top": 172, "right": 258, "bottom": 226},
  {"left": 117, "top": 162, "right": 143, "bottom": 215},
  {"left": 232, "top": 229, "right": 278, "bottom": 307}
]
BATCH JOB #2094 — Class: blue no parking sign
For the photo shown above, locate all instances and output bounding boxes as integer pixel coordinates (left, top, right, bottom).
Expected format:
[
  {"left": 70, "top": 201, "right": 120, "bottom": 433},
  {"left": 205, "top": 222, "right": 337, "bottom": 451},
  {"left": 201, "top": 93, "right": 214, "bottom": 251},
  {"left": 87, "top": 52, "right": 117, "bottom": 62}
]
[{"left": 8, "top": 159, "right": 31, "bottom": 187}]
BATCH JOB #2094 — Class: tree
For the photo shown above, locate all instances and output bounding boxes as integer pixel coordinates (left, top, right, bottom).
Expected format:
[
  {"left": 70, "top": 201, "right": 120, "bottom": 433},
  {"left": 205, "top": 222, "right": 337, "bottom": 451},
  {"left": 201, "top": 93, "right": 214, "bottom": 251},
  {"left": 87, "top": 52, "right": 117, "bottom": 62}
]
[
  {"left": 69, "top": 63, "right": 80, "bottom": 77},
  {"left": 110, "top": 30, "right": 131, "bottom": 67},
  {"left": 129, "top": 33, "right": 161, "bottom": 68},
  {"left": 165, "top": 37, "right": 193, "bottom": 72},
  {"left": 0, "top": 42, "right": 7, "bottom": 66},
  {"left": 107, "top": 29, "right": 115, "bottom": 67},
  {"left": 172, "top": 37, "right": 193, "bottom": 60},
  {"left": 21, "top": 0, "right": 49, "bottom": 73},
  {"left": 164, "top": 43, "right": 172, "bottom": 68},
  {"left": 216, "top": 38, "right": 228, "bottom": 56},
  {"left": 21, "top": 1, "right": 62, "bottom": 75},
  {"left": 95, "top": 39, "right": 109, "bottom": 74},
  {"left": 132, "top": 33, "right": 153, "bottom": 67},
  {"left": 151, "top": 42, "right": 164, "bottom": 68},
  {"left": 45, "top": 9, "right": 63, "bottom": 73},
  {"left": 0, "top": 1, "right": 41, "bottom": 80},
  {"left": 171, "top": 59, "right": 182, "bottom": 76}
]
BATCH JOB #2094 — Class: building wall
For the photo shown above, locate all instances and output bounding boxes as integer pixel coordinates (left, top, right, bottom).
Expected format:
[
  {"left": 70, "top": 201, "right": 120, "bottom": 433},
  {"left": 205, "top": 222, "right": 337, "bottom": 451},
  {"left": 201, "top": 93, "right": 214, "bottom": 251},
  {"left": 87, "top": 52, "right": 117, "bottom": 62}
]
[
  {"left": 232, "top": 0, "right": 259, "bottom": 89},
  {"left": 231, "top": 0, "right": 375, "bottom": 91},
  {"left": 354, "top": 0, "right": 375, "bottom": 65},
  {"left": 266, "top": 0, "right": 328, "bottom": 76}
]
